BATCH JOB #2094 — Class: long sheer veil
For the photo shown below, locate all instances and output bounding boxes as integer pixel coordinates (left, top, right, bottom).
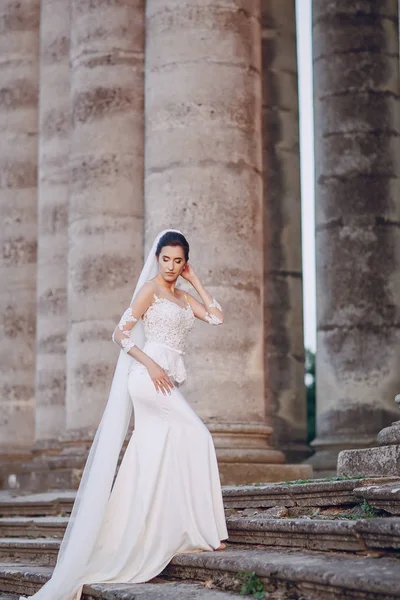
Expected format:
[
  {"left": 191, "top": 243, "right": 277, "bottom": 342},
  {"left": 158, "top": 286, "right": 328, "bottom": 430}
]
[{"left": 22, "top": 228, "right": 183, "bottom": 600}]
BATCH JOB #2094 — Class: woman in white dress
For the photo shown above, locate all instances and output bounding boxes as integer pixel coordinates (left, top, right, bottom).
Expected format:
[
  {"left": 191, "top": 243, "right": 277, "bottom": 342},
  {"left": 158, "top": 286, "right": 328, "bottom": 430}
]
[{"left": 21, "top": 228, "right": 228, "bottom": 600}]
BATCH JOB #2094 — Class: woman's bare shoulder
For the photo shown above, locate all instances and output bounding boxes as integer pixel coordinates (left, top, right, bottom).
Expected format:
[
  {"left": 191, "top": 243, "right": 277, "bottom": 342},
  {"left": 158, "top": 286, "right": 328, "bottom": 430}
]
[
  {"left": 176, "top": 289, "right": 197, "bottom": 306},
  {"left": 137, "top": 280, "right": 158, "bottom": 300},
  {"left": 175, "top": 287, "right": 191, "bottom": 299}
]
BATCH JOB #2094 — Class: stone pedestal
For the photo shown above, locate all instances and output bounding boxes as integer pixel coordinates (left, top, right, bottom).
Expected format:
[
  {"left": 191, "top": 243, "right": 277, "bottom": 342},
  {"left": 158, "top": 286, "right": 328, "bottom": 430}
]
[
  {"left": 209, "top": 423, "right": 311, "bottom": 485},
  {"left": 338, "top": 395, "right": 400, "bottom": 477},
  {"left": 310, "top": 0, "right": 400, "bottom": 474}
]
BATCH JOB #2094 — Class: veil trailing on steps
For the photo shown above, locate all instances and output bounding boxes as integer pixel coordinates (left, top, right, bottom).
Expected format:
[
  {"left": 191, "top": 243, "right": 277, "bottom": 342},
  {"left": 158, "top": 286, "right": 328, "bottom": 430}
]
[{"left": 22, "top": 228, "right": 183, "bottom": 600}]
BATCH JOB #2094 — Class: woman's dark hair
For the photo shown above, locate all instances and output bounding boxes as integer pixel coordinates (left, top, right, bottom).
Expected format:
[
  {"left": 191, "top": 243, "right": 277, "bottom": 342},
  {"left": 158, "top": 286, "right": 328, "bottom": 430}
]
[{"left": 156, "top": 231, "right": 189, "bottom": 262}]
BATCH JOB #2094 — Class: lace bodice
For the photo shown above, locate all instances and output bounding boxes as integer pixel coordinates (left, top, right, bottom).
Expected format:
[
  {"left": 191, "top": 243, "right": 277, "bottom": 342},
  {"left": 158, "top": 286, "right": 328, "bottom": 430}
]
[
  {"left": 112, "top": 287, "right": 223, "bottom": 385},
  {"left": 142, "top": 294, "right": 195, "bottom": 353}
]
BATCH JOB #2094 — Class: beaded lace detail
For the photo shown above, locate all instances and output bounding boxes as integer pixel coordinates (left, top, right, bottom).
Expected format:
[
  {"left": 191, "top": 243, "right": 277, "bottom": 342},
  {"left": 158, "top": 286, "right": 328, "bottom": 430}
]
[
  {"left": 142, "top": 294, "right": 195, "bottom": 353},
  {"left": 208, "top": 297, "right": 222, "bottom": 311},
  {"left": 204, "top": 312, "right": 223, "bottom": 325}
]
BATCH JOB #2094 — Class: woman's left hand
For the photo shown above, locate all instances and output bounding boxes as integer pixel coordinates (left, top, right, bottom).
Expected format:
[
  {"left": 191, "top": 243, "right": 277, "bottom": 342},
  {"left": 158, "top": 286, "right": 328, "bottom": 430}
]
[{"left": 180, "top": 263, "right": 198, "bottom": 284}]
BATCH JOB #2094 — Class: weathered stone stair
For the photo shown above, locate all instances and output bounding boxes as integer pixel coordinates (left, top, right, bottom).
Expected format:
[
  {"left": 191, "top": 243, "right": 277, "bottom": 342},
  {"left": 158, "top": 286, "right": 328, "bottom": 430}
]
[{"left": 1, "top": 477, "right": 400, "bottom": 599}]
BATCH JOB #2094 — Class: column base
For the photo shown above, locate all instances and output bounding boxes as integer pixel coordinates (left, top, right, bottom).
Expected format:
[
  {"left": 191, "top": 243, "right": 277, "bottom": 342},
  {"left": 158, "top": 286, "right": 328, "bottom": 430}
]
[
  {"left": 208, "top": 422, "right": 313, "bottom": 484},
  {"left": 5, "top": 423, "right": 314, "bottom": 491},
  {"left": 277, "top": 442, "right": 313, "bottom": 465},
  {"left": 0, "top": 448, "right": 33, "bottom": 490},
  {"left": 0, "top": 429, "right": 100, "bottom": 492},
  {"left": 218, "top": 462, "right": 313, "bottom": 485},
  {"left": 306, "top": 435, "right": 378, "bottom": 476}
]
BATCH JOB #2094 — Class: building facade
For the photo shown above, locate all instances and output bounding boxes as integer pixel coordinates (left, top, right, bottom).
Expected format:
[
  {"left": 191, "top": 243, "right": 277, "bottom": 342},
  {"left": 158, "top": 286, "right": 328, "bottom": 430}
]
[{"left": 0, "top": 0, "right": 399, "bottom": 488}]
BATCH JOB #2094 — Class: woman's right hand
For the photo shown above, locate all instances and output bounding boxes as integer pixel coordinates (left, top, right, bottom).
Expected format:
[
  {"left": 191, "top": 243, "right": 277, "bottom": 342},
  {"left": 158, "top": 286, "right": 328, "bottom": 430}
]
[{"left": 146, "top": 361, "right": 175, "bottom": 395}]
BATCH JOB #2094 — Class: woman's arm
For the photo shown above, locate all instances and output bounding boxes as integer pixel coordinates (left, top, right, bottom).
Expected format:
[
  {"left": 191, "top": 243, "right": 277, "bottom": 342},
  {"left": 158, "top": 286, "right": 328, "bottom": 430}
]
[
  {"left": 112, "top": 282, "right": 174, "bottom": 395},
  {"left": 180, "top": 264, "right": 223, "bottom": 325}
]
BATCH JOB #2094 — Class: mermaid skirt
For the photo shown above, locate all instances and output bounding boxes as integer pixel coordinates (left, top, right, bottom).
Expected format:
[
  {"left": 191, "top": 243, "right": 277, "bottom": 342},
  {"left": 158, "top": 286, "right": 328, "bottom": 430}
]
[{"left": 75, "top": 366, "right": 228, "bottom": 591}]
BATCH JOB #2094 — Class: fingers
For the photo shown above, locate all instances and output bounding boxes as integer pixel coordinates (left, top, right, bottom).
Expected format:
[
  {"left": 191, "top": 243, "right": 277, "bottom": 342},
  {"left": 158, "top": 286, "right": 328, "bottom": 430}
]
[
  {"left": 164, "top": 375, "right": 174, "bottom": 391},
  {"left": 152, "top": 372, "right": 175, "bottom": 395},
  {"left": 159, "top": 376, "right": 174, "bottom": 395}
]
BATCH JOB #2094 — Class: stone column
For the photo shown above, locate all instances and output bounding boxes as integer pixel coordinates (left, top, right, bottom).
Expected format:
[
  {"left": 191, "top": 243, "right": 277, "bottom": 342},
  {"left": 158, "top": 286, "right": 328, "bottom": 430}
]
[
  {"left": 0, "top": 1, "right": 40, "bottom": 460},
  {"left": 261, "top": 0, "right": 308, "bottom": 463},
  {"left": 35, "top": 0, "right": 70, "bottom": 442},
  {"left": 144, "top": 0, "right": 312, "bottom": 484},
  {"left": 312, "top": 0, "right": 400, "bottom": 473},
  {"left": 66, "top": 0, "right": 145, "bottom": 435}
]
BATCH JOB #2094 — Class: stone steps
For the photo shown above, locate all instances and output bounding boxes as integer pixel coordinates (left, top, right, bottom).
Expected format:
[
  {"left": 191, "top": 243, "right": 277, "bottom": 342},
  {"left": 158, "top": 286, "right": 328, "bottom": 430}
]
[
  {"left": 355, "top": 482, "right": 400, "bottom": 515},
  {"left": 2, "top": 514, "right": 400, "bottom": 558},
  {"left": 0, "top": 539, "right": 59, "bottom": 566},
  {"left": 0, "top": 492, "right": 74, "bottom": 517},
  {"left": 0, "top": 564, "right": 238, "bottom": 599},
  {"left": 227, "top": 515, "right": 400, "bottom": 554},
  {"left": 0, "top": 517, "right": 67, "bottom": 538},
  {"left": 223, "top": 476, "right": 400, "bottom": 509},
  {"left": 2, "top": 546, "right": 400, "bottom": 600},
  {"left": 0, "top": 476, "right": 397, "bottom": 519},
  {"left": 164, "top": 545, "right": 400, "bottom": 600},
  {"left": 2, "top": 480, "right": 400, "bottom": 599}
]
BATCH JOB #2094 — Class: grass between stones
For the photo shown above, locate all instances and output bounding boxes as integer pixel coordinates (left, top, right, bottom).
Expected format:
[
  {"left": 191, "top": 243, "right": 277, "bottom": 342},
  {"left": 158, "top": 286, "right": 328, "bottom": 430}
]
[
  {"left": 309, "top": 499, "right": 382, "bottom": 520},
  {"left": 236, "top": 571, "right": 265, "bottom": 598}
]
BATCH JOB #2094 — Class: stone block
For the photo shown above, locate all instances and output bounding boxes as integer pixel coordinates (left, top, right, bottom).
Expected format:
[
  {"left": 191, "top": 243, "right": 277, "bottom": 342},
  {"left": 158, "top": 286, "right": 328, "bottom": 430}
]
[
  {"left": 378, "top": 423, "right": 400, "bottom": 446},
  {"left": 355, "top": 482, "right": 400, "bottom": 516},
  {"left": 338, "top": 445, "right": 400, "bottom": 478}
]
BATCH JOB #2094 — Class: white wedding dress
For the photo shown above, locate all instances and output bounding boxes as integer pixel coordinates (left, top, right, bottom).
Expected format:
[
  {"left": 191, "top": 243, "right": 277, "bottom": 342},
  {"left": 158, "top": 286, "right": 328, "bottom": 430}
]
[
  {"left": 22, "top": 283, "right": 228, "bottom": 600},
  {"left": 89, "top": 292, "right": 229, "bottom": 581}
]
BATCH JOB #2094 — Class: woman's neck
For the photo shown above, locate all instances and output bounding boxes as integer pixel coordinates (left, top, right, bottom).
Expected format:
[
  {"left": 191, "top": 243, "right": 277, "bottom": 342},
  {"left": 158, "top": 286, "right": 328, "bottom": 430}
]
[{"left": 154, "top": 274, "right": 177, "bottom": 295}]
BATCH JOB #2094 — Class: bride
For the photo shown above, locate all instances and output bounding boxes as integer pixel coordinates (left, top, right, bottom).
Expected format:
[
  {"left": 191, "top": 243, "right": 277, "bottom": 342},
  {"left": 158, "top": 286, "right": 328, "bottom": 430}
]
[{"left": 21, "top": 228, "right": 229, "bottom": 600}]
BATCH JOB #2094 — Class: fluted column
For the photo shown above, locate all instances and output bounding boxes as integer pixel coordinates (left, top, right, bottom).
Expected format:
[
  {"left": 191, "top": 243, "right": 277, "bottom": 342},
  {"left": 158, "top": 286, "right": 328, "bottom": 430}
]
[
  {"left": 66, "top": 0, "right": 145, "bottom": 435},
  {"left": 144, "top": 0, "right": 312, "bottom": 484},
  {"left": 261, "top": 0, "right": 308, "bottom": 462},
  {"left": 312, "top": 0, "right": 400, "bottom": 473},
  {"left": 35, "top": 0, "right": 70, "bottom": 442},
  {"left": 0, "top": 1, "right": 40, "bottom": 457}
]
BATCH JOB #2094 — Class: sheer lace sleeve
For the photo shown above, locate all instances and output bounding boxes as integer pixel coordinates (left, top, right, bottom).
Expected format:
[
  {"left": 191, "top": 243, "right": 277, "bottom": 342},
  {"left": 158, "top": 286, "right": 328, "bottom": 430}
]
[
  {"left": 112, "top": 282, "right": 155, "bottom": 353},
  {"left": 185, "top": 292, "right": 223, "bottom": 326},
  {"left": 203, "top": 297, "right": 223, "bottom": 325},
  {"left": 112, "top": 306, "right": 138, "bottom": 353}
]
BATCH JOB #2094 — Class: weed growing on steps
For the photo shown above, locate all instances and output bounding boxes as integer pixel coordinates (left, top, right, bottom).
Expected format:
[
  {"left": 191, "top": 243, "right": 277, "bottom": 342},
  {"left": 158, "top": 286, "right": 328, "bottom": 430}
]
[
  {"left": 310, "top": 499, "right": 382, "bottom": 520},
  {"left": 236, "top": 571, "right": 265, "bottom": 598},
  {"left": 360, "top": 499, "right": 380, "bottom": 518}
]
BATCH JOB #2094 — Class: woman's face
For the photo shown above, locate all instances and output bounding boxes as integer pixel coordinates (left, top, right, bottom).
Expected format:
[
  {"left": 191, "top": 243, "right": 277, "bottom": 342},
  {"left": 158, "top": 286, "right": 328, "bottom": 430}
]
[{"left": 157, "top": 245, "right": 186, "bottom": 282}]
